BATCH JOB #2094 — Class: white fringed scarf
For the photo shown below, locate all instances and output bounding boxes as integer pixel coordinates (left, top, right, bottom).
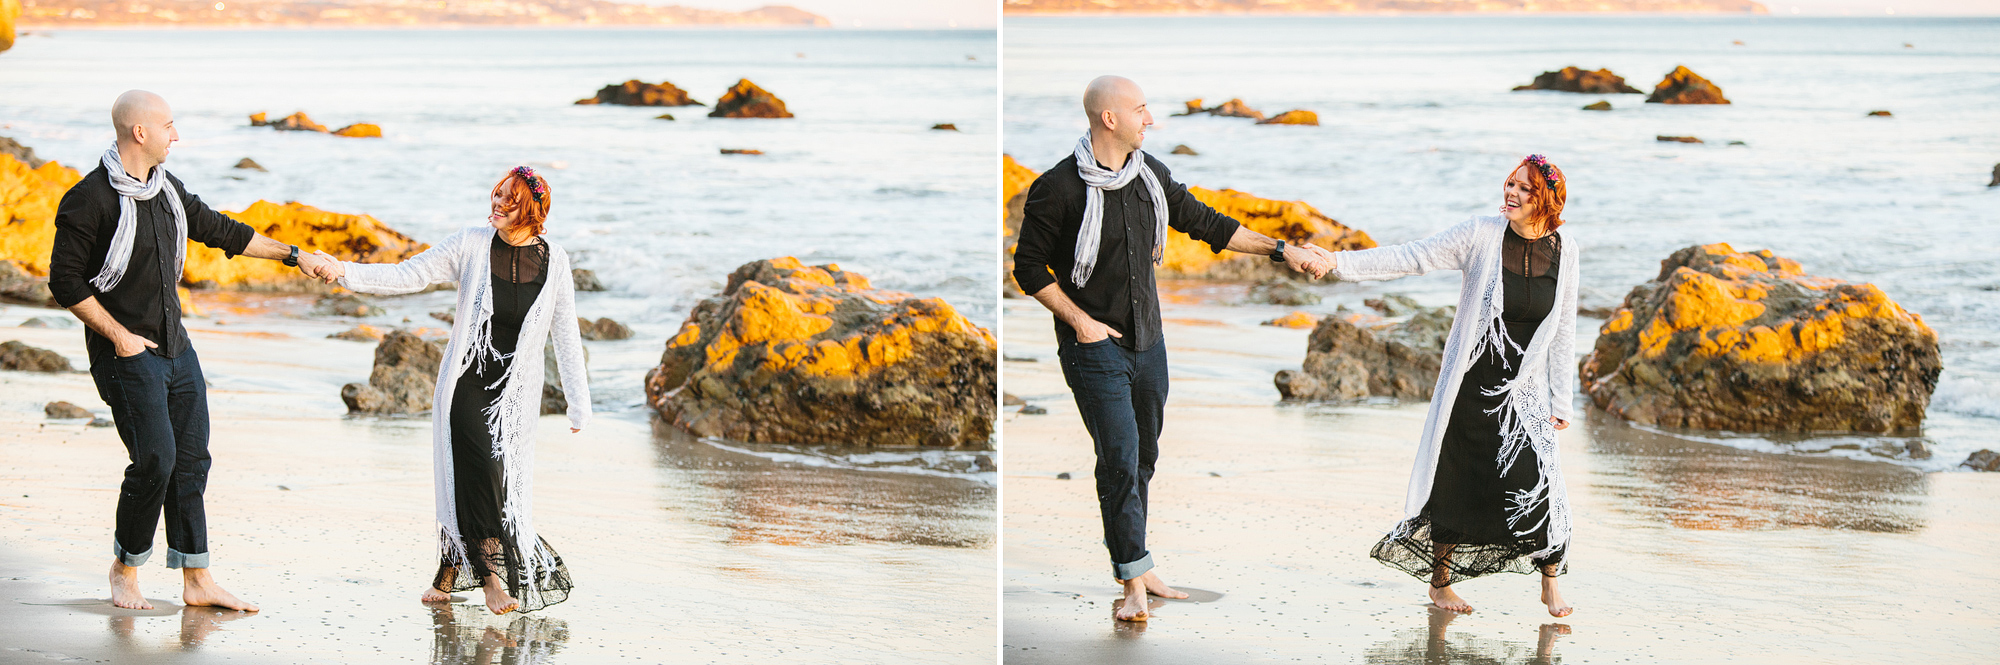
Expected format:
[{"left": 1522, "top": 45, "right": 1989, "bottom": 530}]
[
  {"left": 93, "top": 146, "right": 188, "bottom": 292},
  {"left": 1071, "top": 133, "right": 1167, "bottom": 287},
  {"left": 1330, "top": 216, "right": 1580, "bottom": 565}
]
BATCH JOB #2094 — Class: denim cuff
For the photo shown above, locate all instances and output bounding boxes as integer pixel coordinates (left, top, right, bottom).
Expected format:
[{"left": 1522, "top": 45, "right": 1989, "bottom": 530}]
[
  {"left": 1113, "top": 552, "right": 1154, "bottom": 581},
  {"left": 166, "top": 549, "right": 209, "bottom": 569},
  {"left": 113, "top": 541, "right": 152, "bottom": 568}
]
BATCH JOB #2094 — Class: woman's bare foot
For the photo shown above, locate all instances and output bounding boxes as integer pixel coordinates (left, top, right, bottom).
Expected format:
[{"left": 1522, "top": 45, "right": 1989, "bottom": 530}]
[
  {"left": 109, "top": 561, "right": 151, "bottom": 610},
  {"left": 420, "top": 587, "right": 451, "bottom": 603},
  {"left": 481, "top": 575, "right": 520, "bottom": 615},
  {"left": 1540, "top": 575, "right": 1572, "bottom": 618},
  {"left": 181, "top": 568, "right": 258, "bottom": 612},
  {"left": 1428, "top": 585, "right": 1473, "bottom": 613}
]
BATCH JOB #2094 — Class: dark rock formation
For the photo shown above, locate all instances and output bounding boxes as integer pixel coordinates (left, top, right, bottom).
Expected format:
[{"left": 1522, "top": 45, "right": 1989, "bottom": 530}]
[
  {"left": 0, "top": 260, "right": 53, "bottom": 305},
  {"left": 0, "top": 340, "right": 71, "bottom": 372},
  {"left": 1246, "top": 277, "right": 1320, "bottom": 306},
  {"left": 931, "top": 123, "right": 959, "bottom": 131},
  {"left": 234, "top": 157, "right": 266, "bottom": 171},
  {"left": 643, "top": 257, "right": 995, "bottom": 448},
  {"left": 1513, "top": 67, "right": 1642, "bottom": 94},
  {"left": 578, "top": 317, "right": 633, "bottom": 341},
  {"left": 1274, "top": 304, "right": 1455, "bottom": 402},
  {"left": 1579, "top": 244, "right": 1941, "bottom": 432},
  {"left": 0, "top": 136, "right": 45, "bottom": 168},
  {"left": 1965, "top": 449, "right": 2000, "bottom": 472},
  {"left": 575, "top": 80, "right": 703, "bottom": 107},
  {"left": 572, "top": 268, "right": 606, "bottom": 292},
  {"left": 45, "top": 401, "right": 91, "bottom": 419},
  {"left": 316, "top": 293, "right": 381, "bottom": 317},
  {"left": 267, "top": 112, "right": 329, "bottom": 132},
  {"left": 1365, "top": 293, "right": 1422, "bottom": 317},
  {"left": 1866, "top": 110, "right": 1892, "bottom": 117},
  {"left": 340, "top": 330, "right": 442, "bottom": 414},
  {"left": 1646, "top": 66, "right": 1731, "bottom": 105},
  {"left": 708, "top": 79, "right": 793, "bottom": 119}
]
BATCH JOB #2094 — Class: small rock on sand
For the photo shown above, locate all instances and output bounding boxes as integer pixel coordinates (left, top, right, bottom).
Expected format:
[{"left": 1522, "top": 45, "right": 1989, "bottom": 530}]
[
  {"left": 45, "top": 401, "right": 91, "bottom": 419},
  {"left": 1965, "top": 449, "right": 2000, "bottom": 472},
  {"left": 1019, "top": 404, "right": 1047, "bottom": 415},
  {"left": 1365, "top": 293, "right": 1423, "bottom": 317},
  {"left": 1247, "top": 277, "right": 1320, "bottom": 306},
  {"left": 89, "top": 417, "right": 115, "bottom": 428},
  {"left": 316, "top": 294, "right": 380, "bottom": 317}
]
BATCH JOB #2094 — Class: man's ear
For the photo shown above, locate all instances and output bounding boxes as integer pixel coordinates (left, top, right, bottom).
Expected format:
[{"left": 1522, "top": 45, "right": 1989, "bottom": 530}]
[
  {"left": 1100, "top": 109, "right": 1117, "bottom": 133},
  {"left": 130, "top": 123, "right": 148, "bottom": 147}
]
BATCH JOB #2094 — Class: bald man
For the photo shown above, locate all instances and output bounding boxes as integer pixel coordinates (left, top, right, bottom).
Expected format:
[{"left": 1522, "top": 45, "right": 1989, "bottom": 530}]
[
  {"left": 1012, "top": 76, "right": 1332, "bottom": 622},
  {"left": 48, "top": 90, "right": 341, "bottom": 612}
]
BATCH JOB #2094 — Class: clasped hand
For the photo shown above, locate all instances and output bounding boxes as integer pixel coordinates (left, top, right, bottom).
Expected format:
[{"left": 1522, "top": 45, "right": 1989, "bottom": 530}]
[
  {"left": 1285, "top": 243, "right": 1337, "bottom": 280},
  {"left": 297, "top": 249, "right": 346, "bottom": 284}
]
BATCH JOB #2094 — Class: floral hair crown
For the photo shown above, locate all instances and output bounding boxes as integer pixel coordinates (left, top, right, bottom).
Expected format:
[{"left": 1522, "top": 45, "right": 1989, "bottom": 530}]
[
  {"left": 512, "top": 166, "right": 547, "bottom": 203},
  {"left": 1524, "top": 154, "right": 1562, "bottom": 192}
]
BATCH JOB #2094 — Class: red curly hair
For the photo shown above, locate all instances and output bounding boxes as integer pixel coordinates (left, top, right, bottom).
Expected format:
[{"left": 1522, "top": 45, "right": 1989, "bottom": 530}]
[
  {"left": 1512, "top": 155, "right": 1566, "bottom": 233},
  {"left": 492, "top": 168, "right": 552, "bottom": 237}
]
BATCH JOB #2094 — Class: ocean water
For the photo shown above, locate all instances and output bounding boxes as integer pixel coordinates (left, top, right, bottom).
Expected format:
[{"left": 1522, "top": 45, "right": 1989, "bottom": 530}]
[
  {"left": 1004, "top": 16, "right": 2000, "bottom": 469},
  {"left": 0, "top": 28, "right": 998, "bottom": 467}
]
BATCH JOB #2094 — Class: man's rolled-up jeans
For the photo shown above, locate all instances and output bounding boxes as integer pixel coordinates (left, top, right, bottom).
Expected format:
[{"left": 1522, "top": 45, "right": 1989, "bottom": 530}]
[
  {"left": 89, "top": 347, "right": 212, "bottom": 569},
  {"left": 1056, "top": 329, "right": 1168, "bottom": 581}
]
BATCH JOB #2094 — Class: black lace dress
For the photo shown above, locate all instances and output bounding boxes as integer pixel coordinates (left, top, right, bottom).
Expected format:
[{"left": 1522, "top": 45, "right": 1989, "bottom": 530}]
[
  {"left": 431, "top": 234, "right": 573, "bottom": 612},
  {"left": 1371, "top": 225, "right": 1565, "bottom": 587}
]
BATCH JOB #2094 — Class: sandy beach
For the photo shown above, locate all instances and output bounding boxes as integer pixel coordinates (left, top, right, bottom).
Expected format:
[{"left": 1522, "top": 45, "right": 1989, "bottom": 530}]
[
  {"left": 999, "top": 284, "right": 2000, "bottom": 664},
  {"left": 0, "top": 296, "right": 995, "bottom": 664}
]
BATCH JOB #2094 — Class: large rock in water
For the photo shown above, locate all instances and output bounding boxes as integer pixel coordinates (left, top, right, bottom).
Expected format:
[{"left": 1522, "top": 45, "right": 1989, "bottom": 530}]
[
  {"left": 1513, "top": 67, "right": 1643, "bottom": 94},
  {"left": 1002, "top": 155, "right": 1375, "bottom": 285},
  {"left": 0, "top": 136, "right": 43, "bottom": 168},
  {"left": 1646, "top": 66, "right": 1731, "bottom": 105},
  {"left": 0, "top": 259, "right": 53, "bottom": 305},
  {"left": 341, "top": 330, "right": 442, "bottom": 414},
  {"left": 708, "top": 79, "right": 793, "bottom": 118},
  {"left": 0, "top": 153, "right": 85, "bottom": 278},
  {"left": 1274, "top": 303, "right": 1453, "bottom": 402},
  {"left": 643, "top": 257, "right": 996, "bottom": 448},
  {"left": 575, "top": 80, "right": 704, "bottom": 106},
  {"left": 1258, "top": 110, "right": 1319, "bottom": 126},
  {"left": 1579, "top": 244, "right": 1940, "bottom": 432}
]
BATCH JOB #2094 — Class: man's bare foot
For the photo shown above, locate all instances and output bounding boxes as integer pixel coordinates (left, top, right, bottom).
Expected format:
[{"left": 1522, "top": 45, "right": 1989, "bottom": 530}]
[
  {"left": 481, "top": 576, "right": 521, "bottom": 615},
  {"left": 109, "top": 561, "right": 151, "bottom": 610},
  {"left": 181, "top": 568, "right": 258, "bottom": 612},
  {"left": 1129, "top": 571, "right": 1188, "bottom": 600},
  {"left": 1540, "top": 575, "right": 1572, "bottom": 618},
  {"left": 421, "top": 587, "right": 451, "bottom": 603},
  {"left": 1113, "top": 579, "right": 1149, "bottom": 621},
  {"left": 1428, "top": 585, "right": 1472, "bottom": 613}
]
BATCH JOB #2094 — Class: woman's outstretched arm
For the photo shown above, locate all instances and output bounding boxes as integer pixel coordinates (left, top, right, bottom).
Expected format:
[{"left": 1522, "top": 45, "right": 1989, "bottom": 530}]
[
  {"left": 1323, "top": 217, "right": 1481, "bottom": 282},
  {"left": 321, "top": 230, "right": 467, "bottom": 295}
]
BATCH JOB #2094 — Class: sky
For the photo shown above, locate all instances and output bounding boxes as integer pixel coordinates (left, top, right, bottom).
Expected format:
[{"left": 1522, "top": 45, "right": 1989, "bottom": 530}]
[{"left": 1774, "top": 0, "right": 2000, "bottom": 14}]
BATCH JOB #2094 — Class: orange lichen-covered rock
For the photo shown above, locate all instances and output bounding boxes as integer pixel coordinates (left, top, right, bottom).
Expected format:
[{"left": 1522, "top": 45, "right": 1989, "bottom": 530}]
[
  {"left": 1580, "top": 244, "right": 1939, "bottom": 432},
  {"left": 1513, "top": 67, "right": 1643, "bottom": 94},
  {"left": 267, "top": 111, "right": 329, "bottom": 132},
  {"left": 1646, "top": 65, "right": 1731, "bottom": 105},
  {"left": 708, "top": 79, "right": 794, "bottom": 119},
  {"left": 331, "top": 123, "right": 382, "bottom": 138},
  {"left": 181, "top": 200, "right": 427, "bottom": 291},
  {"left": 1262, "top": 310, "right": 1320, "bottom": 329},
  {"left": 644, "top": 257, "right": 995, "bottom": 448},
  {"left": 1257, "top": 110, "right": 1319, "bottom": 126},
  {"left": 1191, "top": 98, "right": 1265, "bottom": 121},
  {"left": 1002, "top": 154, "right": 1040, "bottom": 296},
  {"left": 1003, "top": 156, "right": 1376, "bottom": 284},
  {"left": 0, "top": 153, "right": 424, "bottom": 292},
  {"left": 1, "top": 0, "right": 18, "bottom": 53}
]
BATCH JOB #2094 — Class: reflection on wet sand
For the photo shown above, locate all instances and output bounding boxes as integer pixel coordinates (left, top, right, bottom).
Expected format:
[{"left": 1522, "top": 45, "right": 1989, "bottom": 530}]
[
  {"left": 1364, "top": 608, "right": 1568, "bottom": 665},
  {"left": 647, "top": 420, "right": 995, "bottom": 549},
  {"left": 96, "top": 604, "right": 255, "bottom": 652},
  {"left": 1584, "top": 416, "right": 1929, "bottom": 533},
  {"left": 430, "top": 603, "right": 569, "bottom": 665}
]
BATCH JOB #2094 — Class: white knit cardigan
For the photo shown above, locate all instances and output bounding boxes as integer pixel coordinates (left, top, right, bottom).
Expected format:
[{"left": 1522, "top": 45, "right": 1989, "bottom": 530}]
[
  {"left": 336, "top": 226, "right": 591, "bottom": 584},
  {"left": 1331, "top": 215, "right": 1580, "bottom": 561}
]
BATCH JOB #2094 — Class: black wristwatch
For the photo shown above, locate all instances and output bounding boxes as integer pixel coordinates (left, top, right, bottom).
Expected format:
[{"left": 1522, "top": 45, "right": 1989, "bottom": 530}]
[
  {"left": 1269, "top": 239, "right": 1287, "bottom": 263},
  {"left": 283, "top": 245, "right": 300, "bottom": 267}
]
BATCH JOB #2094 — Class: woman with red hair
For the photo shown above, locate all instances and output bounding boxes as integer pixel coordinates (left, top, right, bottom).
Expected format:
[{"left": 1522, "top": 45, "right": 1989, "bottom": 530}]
[
  {"left": 315, "top": 167, "right": 590, "bottom": 615},
  {"left": 1315, "top": 155, "right": 1579, "bottom": 618}
]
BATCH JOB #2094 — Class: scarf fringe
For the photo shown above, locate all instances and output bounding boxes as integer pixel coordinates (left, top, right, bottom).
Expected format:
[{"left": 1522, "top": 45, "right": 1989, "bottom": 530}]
[
  {"left": 92, "top": 146, "right": 188, "bottom": 292},
  {"left": 1479, "top": 371, "right": 1572, "bottom": 565}
]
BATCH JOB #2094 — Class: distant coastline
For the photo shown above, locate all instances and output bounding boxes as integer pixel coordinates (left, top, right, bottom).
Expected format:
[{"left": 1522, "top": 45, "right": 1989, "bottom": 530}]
[
  {"left": 17, "top": 0, "right": 831, "bottom": 28},
  {"left": 1004, "top": 0, "right": 1769, "bottom": 15}
]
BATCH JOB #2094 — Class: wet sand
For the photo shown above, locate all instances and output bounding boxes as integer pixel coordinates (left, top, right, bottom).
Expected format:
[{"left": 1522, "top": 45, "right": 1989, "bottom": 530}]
[
  {"left": 0, "top": 299, "right": 995, "bottom": 664},
  {"left": 1000, "top": 285, "right": 2000, "bottom": 664}
]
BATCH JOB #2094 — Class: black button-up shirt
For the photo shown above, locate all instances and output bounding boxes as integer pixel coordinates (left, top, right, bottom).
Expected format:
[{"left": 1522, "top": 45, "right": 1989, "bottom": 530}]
[
  {"left": 49, "top": 164, "right": 256, "bottom": 362},
  {"left": 1012, "top": 153, "right": 1240, "bottom": 352}
]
